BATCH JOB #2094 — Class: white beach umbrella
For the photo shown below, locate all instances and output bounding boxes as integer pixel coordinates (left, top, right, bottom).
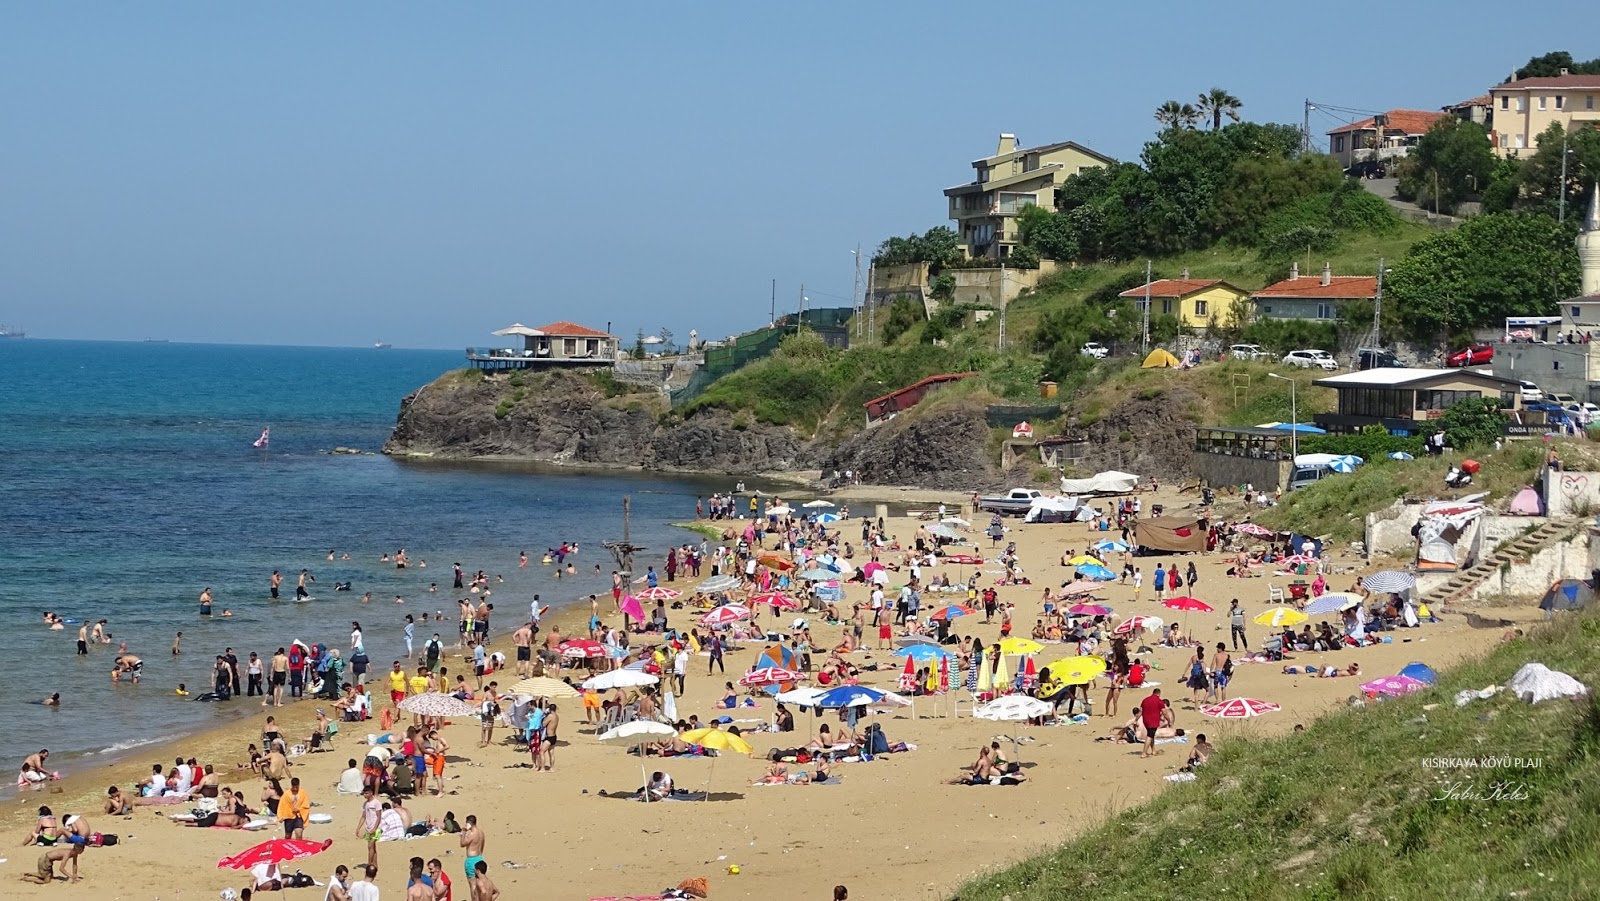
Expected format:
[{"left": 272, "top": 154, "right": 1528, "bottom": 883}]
[
  {"left": 507, "top": 677, "right": 580, "bottom": 699},
  {"left": 491, "top": 323, "right": 544, "bottom": 337},
  {"left": 598, "top": 720, "right": 679, "bottom": 801},
  {"left": 397, "top": 692, "right": 478, "bottom": 718},
  {"left": 802, "top": 500, "right": 835, "bottom": 508},
  {"left": 974, "top": 695, "right": 1052, "bottom": 722},
  {"left": 582, "top": 669, "right": 659, "bottom": 690}
]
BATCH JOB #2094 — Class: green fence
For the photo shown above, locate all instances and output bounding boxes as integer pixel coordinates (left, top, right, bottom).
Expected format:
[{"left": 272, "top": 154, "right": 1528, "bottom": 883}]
[{"left": 670, "top": 307, "right": 852, "bottom": 408}]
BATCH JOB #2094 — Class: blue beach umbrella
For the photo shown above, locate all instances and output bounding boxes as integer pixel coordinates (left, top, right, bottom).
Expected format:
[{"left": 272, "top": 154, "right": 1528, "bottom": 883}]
[
  {"left": 1388, "top": 451, "right": 1415, "bottom": 460},
  {"left": 1092, "top": 539, "right": 1130, "bottom": 554},
  {"left": 812, "top": 686, "right": 888, "bottom": 709},
  {"left": 1076, "top": 563, "right": 1116, "bottom": 581},
  {"left": 1398, "top": 662, "right": 1438, "bottom": 685},
  {"left": 892, "top": 644, "right": 952, "bottom": 663},
  {"left": 1329, "top": 455, "right": 1361, "bottom": 473}
]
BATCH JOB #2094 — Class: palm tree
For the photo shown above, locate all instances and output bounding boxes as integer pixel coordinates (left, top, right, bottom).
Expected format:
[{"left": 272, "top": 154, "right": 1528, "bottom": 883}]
[
  {"left": 1197, "top": 87, "right": 1242, "bottom": 130},
  {"left": 1178, "top": 103, "right": 1202, "bottom": 130},
  {"left": 1154, "top": 100, "right": 1186, "bottom": 129}
]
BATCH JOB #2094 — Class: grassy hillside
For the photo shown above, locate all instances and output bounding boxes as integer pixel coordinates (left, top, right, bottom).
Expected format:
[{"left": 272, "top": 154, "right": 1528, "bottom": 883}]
[{"left": 953, "top": 609, "right": 1600, "bottom": 901}]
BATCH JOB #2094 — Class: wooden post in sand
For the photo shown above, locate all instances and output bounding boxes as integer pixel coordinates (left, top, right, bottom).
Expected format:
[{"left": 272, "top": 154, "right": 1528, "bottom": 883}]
[{"left": 605, "top": 496, "right": 643, "bottom": 633}]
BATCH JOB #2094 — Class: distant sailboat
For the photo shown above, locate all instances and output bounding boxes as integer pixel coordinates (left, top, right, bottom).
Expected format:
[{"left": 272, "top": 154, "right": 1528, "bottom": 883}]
[{"left": 253, "top": 428, "right": 270, "bottom": 448}]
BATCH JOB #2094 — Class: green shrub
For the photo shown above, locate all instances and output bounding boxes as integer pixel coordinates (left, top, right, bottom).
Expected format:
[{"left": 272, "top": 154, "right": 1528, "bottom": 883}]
[{"left": 493, "top": 400, "right": 512, "bottom": 419}]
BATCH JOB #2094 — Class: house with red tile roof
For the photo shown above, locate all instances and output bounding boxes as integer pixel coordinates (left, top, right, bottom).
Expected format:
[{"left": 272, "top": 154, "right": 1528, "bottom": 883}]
[
  {"left": 468, "top": 320, "right": 619, "bottom": 370},
  {"left": 1250, "top": 262, "right": 1379, "bottom": 322},
  {"left": 1326, "top": 109, "right": 1444, "bottom": 170},
  {"left": 1487, "top": 72, "right": 1600, "bottom": 156},
  {"left": 1117, "top": 270, "right": 1250, "bottom": 329}
]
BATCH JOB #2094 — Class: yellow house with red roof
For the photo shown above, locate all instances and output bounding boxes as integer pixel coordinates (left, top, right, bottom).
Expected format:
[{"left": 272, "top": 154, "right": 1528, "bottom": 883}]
[{"left": 1118, "top": 273, "right": 1250, "bottom": 329}]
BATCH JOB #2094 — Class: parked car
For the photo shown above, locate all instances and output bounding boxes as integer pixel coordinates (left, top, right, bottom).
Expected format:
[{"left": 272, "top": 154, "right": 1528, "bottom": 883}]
[
  {"left": 1229, "top": 343, "right": 1270, "bottom": 361},
  {"left": 1519, "top": 380, "right": 1543, "bottom": 402},
  {"left": 1545, "top": 392, "right": 1578, "bottom": 406},
  {"left": 1446, "top": 344, "right": 1495, "bottom": 367},
  {"left": 1564, "top": 402, "right": 1600, "bottom": 425},
  {"left": 1080, "top": 342, "right": 1110, "bottom": 359},
  {"left": 1357, "top": 347, "right": 1404, "bottom": 370},
  {"left": 1282, "top": 349, "right": 1338, "bottom": 371}
]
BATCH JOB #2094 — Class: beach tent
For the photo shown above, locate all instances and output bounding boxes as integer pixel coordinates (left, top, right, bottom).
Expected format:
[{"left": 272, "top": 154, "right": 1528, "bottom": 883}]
[
  {"left": 1023, "top": 495, "right": 1078, "bottom": 523},
  {"left": 1058, "top": 470, "right": 1140, "bottom": 495},
  {"left": 1141, "top": 348, "right": 1180, "bottom": 369},
  {"left": 1508, "top": 486, "right": 1544, "bottom": 516},
  {"left": 752, "top": 643, "right": 798, "bottom": 670},
  {"left": 1541, "top": 578, "right": 1594, "bottom": 611},
  {"left": 1133, "top": 514, "right": 1207, "bottom": 553}
]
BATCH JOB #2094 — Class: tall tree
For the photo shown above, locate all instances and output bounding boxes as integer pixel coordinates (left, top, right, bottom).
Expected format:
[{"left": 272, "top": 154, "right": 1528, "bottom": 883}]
[
  {"left": 1513, "top": 51, "right": 1600, "bottom": 80},
  {"left": 1196, "top": 87, "right": 1242, "bottom": 130},
  {"left": 1396, "top": 118, "right": 1494, "bottom": 214},
  {"left": 1511, "top": 123, "right": 1600, "bottom": 219},
  {"left": 1154, "top": 100, "right": 1186, "bottom": 130}
]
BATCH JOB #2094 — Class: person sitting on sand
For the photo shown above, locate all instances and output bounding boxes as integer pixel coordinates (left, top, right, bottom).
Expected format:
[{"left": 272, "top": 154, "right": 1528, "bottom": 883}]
[
  {"left": 807, "top": 724, "right": 838, "bottom": 753},
  {"left": 188, "top": 787, "right": 251, "bottom": 828},
  {"left": 103, "top": 786, "right": 132, "bottom": 816},
  {"left": 947, "top": 746, "right": 997, "bottom": 785},
  {"left": 1183, "top": 733, "right": 1214, "bottom": 771},
  {"left": 642, "top": 771, "right": 674, "bottom": 801}
]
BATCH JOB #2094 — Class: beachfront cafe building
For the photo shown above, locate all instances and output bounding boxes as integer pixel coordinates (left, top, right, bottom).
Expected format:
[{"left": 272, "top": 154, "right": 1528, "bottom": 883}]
[
  {"left": 467, "top": 321, "right": 619, "bottom": 371},
  {"left": 1311, "top": 368, "right": 1521, "bottom": 435}
]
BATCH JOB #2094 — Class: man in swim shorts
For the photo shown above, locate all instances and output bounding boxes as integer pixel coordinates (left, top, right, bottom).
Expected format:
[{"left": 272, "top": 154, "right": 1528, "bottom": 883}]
[{"left": 459, "top": 813, "right": 485, "bottom": 879}]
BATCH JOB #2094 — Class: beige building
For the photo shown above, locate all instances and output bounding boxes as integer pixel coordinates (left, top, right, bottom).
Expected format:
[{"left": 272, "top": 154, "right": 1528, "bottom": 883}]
[
  {"left": 944, "top": 133, "right": 1114, "bottom": 261},
  {"left": 1487, "top": 72, "right": 1600, "bottom": 155}
]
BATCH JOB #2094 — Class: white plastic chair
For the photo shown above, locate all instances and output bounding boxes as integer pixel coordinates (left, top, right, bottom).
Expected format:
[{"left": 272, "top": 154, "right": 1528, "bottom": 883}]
[{"left": 1267, "top": 584, "right": 1285, "bottom": 604}]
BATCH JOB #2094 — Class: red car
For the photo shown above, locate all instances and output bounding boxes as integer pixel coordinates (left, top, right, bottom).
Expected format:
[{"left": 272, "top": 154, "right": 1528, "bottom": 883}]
[{"left": 1446, "top": 344, "right": 1494, "bottom": 367}]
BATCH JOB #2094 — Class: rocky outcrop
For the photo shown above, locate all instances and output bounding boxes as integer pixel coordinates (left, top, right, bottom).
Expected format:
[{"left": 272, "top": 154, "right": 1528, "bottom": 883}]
[
  {"left": 823, "top": 401, "right": 1002, "bottom": 490},
  {"left": 383, "top": 369, "right": 815, "bottom": 474},
  {"left": 1066, "top": 386, "right": 1200, "bottom": 482}
]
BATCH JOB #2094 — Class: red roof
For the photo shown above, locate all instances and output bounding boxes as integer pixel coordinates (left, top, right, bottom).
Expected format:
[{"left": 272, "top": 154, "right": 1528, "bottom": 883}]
[
  {"left": 1253, "top": 275, "right": 1379, "bottom": 300},
  {"left": 1326, "top": 109, "right": 1443, "bottom": 137},
  {"left": 1446, "top": 94, "right": 1491, "bottom": 108},
  {"left": 1118, "top": 278, "right": 1237, "bottom": 299},
  {"left": 862, "top": 372, "right": 976, "bottom": 410},
  {"left": 533, "top": 321, "right": 612, "bottom": 338},
  {"left": 1494, "top": 74, "right": 1600, "bottom": 91}
]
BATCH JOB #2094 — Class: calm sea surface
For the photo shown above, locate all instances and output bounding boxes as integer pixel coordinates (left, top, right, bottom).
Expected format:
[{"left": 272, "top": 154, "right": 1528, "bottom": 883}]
[{"left": 0, "top": 339, "right": 740, "bottom": 770}]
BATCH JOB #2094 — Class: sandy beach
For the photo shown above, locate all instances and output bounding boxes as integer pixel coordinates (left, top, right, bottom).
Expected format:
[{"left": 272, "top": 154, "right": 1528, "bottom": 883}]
[{"left": 1, "top": 488, "right": 1543, "bottom": 901}]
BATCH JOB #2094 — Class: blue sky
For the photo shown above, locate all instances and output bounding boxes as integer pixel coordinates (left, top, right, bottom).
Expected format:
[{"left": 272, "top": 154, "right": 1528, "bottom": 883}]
[{"left": 0, "top": 3, "right": 1589, "bottom": 347}]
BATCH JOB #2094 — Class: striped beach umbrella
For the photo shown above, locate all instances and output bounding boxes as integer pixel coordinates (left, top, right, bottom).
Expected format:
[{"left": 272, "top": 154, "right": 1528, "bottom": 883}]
[
  {"left": 700, "top": 604, "right": 751, "bottom": 626},
  {"left": 1201, "top": 697, "right": 1281, "bottom": 718},
  {"left": 1362, "top": 570, "right": 1416, "bottom": 594}
]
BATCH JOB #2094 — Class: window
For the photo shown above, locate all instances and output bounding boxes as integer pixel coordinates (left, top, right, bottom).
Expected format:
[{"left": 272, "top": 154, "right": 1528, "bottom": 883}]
[
  {"left": 1588, "top": 95, "right": 1595, "bottom": 111},
  {"left": 1555, "top": 95, "right": 1565, "bottom": 110},
  {"left": 1417, "top": 389, "right": 1478, "bottom": 412},
  {"left": 1500, "top": 95, "right": 1510, "bottom": 110},
  {"left": 1161, "top": 299, "right": 1174, "bottom": 315},
  {"left": 1339, "top": 388, "right": 1411, "bottom": 419},
  {"left": 1317, "top": 303, "right": 1336, "bottom": 320},
  {"left": 979, "top": 168, "right": 990, "bottom": 183},
  {"left": 1514, "top": 133, "right": 1526, "bottom": 149},
  {"left": 1515, "top": 97, "right": 1524, "bottom": 111},
  {"left": 1194, "top": 300, "right": 1209, "bottom": 317},
  {"left": 1574, "top": 306, "right": 1582, "bottom": 318},
  {"left": 1261, "top": 305, "right": 1273, "bottom": 314},
  {"left": 1500, "top": 134, "right": 1509, "bottom": 148},
  {"left": 1333, "top": 135, "right": 1345, "bottom": 153},
  {"left": 1538, "top": 96, "right": 1547, "bottom": 111},
  {"left": 563, "top": 338, "right": 576, "bottom": 355}
]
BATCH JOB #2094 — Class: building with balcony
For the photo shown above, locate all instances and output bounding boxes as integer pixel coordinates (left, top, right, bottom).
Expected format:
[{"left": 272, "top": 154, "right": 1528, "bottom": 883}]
[
  {"left": 1311, "top": 368, "right": 1521, "bottom": 435},
  {"left": 1326, "top": 109, "right": 1444, "bottom": 170},
  {"left": 1118, "top": 272, "right": 1250, "bottom": 329},
  {"left": 1250, "top": 262, "right": 1378, "bottom": 322},
  {"left": 944, "top": 133, "right": 1114, "bottom": 261},
  {"left": 1487, "top": 71, "right": 1600, "bottom": 156},
  {"left": 467, "top": 321, "right": 619, "bottom": 370}
]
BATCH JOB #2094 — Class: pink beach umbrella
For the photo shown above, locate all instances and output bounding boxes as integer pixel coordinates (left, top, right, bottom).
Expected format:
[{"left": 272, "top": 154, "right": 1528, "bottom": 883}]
[
  {"left": 700, "top": 604, "right": 751, "bottom": 627},
  {"left": 750, "top": 593, "right": 801, "bottom": 611},
  {"left": 1066, "top": 603, "right": 1113, "bottom": 617},
  {"left": 1057, "top": 582, "right": 1103, "bottom": 598},
  {"left": 558, "top": 639, "right": 607, "bottom": 659},
  {"left": 1234, "top": 523, "right": 1276, "bottom": 538},
  {"left": 1112, "top": 615, "right": 1161, "bottom": 636},
  {"left": 739, "top": 667, "right": 803, "bottom": 688},
  {"left": 635, "top": 586, "right": 681, "bottom": 601},
  {"left": 1201, "top": 697, "right": 1281, "bottom": 718},
  {"left": 617, "top": 595, "right": 646, "bottom": 622},
  {"left": 1360, "top": 674, "right": 1429, "bottom": 697}
]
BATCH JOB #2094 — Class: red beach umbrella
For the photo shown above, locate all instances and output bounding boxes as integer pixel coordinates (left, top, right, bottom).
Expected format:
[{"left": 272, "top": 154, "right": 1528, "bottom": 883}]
[{"left": 218, "top": 838, "right": 332, "bottom": 870}]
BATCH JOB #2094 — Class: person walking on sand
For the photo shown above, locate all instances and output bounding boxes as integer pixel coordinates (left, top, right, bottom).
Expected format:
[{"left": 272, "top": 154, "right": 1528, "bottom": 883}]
[
  {"left": 1132, "top": 567, "right": 1143, "bottom": 600},
  {"left": 1138, "top": 688, "right": 1164, "bottom": 758},
  {"left": 459, "top": 814, "right": 486, "bottom": 882},
  {"left": 1229, "top": 599, "right": 1248, "bottom": 650},
  {"left": 1211, "top": 643, "right": 1233, "bottom": 703},
  {"left": 1153, "top": 564, "right": 1166, "bottom": 601}
]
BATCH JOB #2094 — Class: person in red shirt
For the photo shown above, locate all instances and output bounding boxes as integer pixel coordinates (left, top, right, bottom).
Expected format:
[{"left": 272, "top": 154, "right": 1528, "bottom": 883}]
[
  {"left": 1128, "top": 660, "right": 1146, "bottom": 688},
  {"left": 1138, "top": 689, "right": 1165, "bottom": 758},
  {"left": 428, "top": 857, "right": 453, "bottom": 901}
]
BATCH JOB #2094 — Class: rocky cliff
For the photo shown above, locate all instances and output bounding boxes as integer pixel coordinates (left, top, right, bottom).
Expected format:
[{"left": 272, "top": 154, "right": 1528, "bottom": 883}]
[
  {"left": 822, "top": 398, "right": 1004, "bottom": 491},
  {"left": 383, "top": 369, "right": 815, "bottom": 474}
]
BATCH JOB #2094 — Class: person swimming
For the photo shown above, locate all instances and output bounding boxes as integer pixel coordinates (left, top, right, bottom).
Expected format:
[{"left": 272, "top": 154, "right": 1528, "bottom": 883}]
[{"left": 39, "top": 693, "right": 60, "bottom": 707}]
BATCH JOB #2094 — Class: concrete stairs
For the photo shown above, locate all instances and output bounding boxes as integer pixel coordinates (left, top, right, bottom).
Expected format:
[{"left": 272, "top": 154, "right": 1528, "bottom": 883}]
[{"left": 1420, "top": 518, "right": 1583, "bottom": 608}]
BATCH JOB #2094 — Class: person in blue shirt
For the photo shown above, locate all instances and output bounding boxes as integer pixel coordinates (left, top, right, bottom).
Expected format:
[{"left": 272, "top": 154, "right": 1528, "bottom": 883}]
[
  {"left": 473, "top": 643, "right": 487, "bottom": 688},
  {"left": 407, "top": 856, "right": 434, "bottom": 893},
  {"left": 1154, "top": 564, "right": 1167, "bottom": 600},
  {"left": 646, "top": 566, "right": 659, "bottom": 588}
]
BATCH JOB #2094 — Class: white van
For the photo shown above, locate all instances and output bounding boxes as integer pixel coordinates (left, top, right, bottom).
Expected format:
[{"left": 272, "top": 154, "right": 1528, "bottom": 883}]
[{"left": 1287, "top": 453, "right": 1344, "bottom": 492}]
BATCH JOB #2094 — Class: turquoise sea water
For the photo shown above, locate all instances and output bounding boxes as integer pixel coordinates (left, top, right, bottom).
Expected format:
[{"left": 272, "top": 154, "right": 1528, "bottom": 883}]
[{"left": 0, "top": 340, "right": 735, "bottom": 770}]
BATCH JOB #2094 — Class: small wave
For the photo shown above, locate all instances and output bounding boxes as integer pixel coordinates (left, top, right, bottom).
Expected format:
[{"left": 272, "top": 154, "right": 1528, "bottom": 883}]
[{"left": 95, "top": 734, "right": 181, "bottom": 754}]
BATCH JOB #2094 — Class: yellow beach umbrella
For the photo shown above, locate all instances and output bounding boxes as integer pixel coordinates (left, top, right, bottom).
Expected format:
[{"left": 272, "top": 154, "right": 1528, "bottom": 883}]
[
  {"left": 1066, "top": 555, "right": 1105, "bottom": 567},
  {"left": 1254, "top": 607, "right": 1308, "bottom": 628},
  {"left": 678, "top": 727, "right": 753, "bottom": 801},
  {"left": 993, "top": 654, "right": 1010, "bottom": 691},
  {"left": 976, "top": 658, "right": 993, "bottom": 693},
  {"left": 1050, "top": 655, "right": 1107, "bottom": 686},
  {"left": 998, "top": 638, "right": 1044, "bottom": 657},
  {"left": 507, "top": 677, "right": 580, "bottom": 699}
]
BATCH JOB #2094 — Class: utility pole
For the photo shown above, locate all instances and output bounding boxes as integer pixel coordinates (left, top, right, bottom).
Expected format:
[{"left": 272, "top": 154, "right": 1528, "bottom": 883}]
[
  {"left": 851, "top": 245, "right": 863, "bottom": 339},
  {"left": 1141, "top": 259, "right": 1152, "bottom": 355},
  {"left": 770, "top": 278, "right": 776, "bottom": 327},
  {"left": 997, "top": 258, "right": 1007, "bottom": 351},
  {"left": 1373, "top": 256, "right": 1385, "bottom": 339},
  {"left": 1559, "top": 131, "right": 1571, "bottom": 223},
  {"left": 866, "top": 265, "right": 876, "bottom": 344},
  {"left": 1302, "top": 99, "right": 1312, "bottom": 154},
  {"left": 798, "top": 284, "right": 806, "bottom": 328},
  {"left": 603, "top": 496, "right": 643, "bottom": 633}
]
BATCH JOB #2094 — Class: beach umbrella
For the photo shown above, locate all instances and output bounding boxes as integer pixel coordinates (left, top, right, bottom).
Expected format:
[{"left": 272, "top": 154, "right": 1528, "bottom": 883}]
[
  {"left": 939, "top": 655, "right": 950, "bottom": 693},
  {"left": 861, "top": 561, "right": 886, "bottom": 578},
  {"left": 974, "top": 694, "right": 1051, "bottom": 721},
  {"left": 1066, "top": 555, "right": 1106, "bottom": 567},
  {"left": 582, "top": 669, "right": 658, "bottom": 690},
  {"left": 750, "top": 592, "right": 799, "bottom": 610},
  {"left": 998, "top": 638, "right": 1043, "bottom": 656},
  {"left": 1076, "top": 563, "right": 1116, "bottom": 581},
  {"left": 892, "top": 644, "right": 952, "bottom": 663},
  {"left": 1328, "top": 456, "right": 1360, "bottom": 473},
  {"left": 598, "top": 720, "right": 678, "bottom": 801},
  {"left": 617, "top": 595, "right": 646, "bottom": 622},
  {"left": 1112, "top": 615, "right": 1162, "bottom": 636},
  {"left": 507, "top": 677, "right": 581, "bottom": 699},
  {"left": 767, "top": 505, "right": 793, "bottom": 516},
  {"left": 941, "top": 516, "right": 972, "bottom": 527},
  {"left": 1254, "top": 607, "right": 1307, "bottom": 628},
  {"left": 1362, "top": 570, "right": 1416, "bottom": 594},
  {"left": 1234, "top": 523, "right": 1276, "bottom": 538},
  {"left": 976, "top": 658, "right": 993, "bottom": 693},
  {"left": 752, "top": 643, "right": 798, "bottom": 670},
  {"left": 894, "top": 636, "right": 939, "bottom": 648},
  {"left": 739, "top": 667, "right": 803, "bottom": 688},
  {"left": 700, "top": 604, "right": 751, "bottom": 626},
  {"left": 1304, "top": 592, "right": 1362, "bottom": 616},
  {"left": 1050, "top": 655, "right": 1107, "bottom": 686},
  {"left": 218, "top": 838, "right": 332, "bottom": 871},
  {"left": 929, "top": 604, "right": 975, "bottom": 621},
  {"left": 1361, "top": 675, "right": 1429, "bottom": 697},
  {"left": 797, "top": 568, "right": 837, "bottom": 582},
  {"left": 1388, "top": 451, "right": 1415, "bottom": 460},
  {"left": 397, "top": 692, "right": 479, "bottom": 718},
  {"left": 1279, "top": 554, "right": 1319, "bottom": 567},
  {"left": 812, "top": 686, "right": 888, "bottom": 708},
  {"left": 1162, "top": 597, "right": 1213, "bottom": 613},
  {"left": 1057, "top": 582, "right": 1104, "bottom": 598},
  {"left": 816, "top": 513, "right": 842, "bottom": 524},
  {"left": 803, "top": 500, "right": 835, "bottom": 508},
  {"left": 993, "top": 654, "right": 1011, "bottom": 692},
  {"left": 773, "top": 686, "right": 826, "bottom": 709},
  {"left": 559, "top": 639, "right": 607, "bottom": 659},
  {"left": 756, "top": 554, "right": 795, "bottom": 572},
  {"left": 1092, "top": 539, "right": 1130, "bottom": 553},
  {"left": 698, "top": 575, "right": 740, "bottom": 593},
  {"left": 1398, "top": 662, "right": 1438, "bottom": 685},
  {"left": 678, "top": 727, "right": 754, "bottom": 801},
  {"left": 899, "top": 654, "right": 916, "bottom": 682},
  {"left": 1065, "top": 603, "right": 1113, "bottom": 618},
  {"left": 1201, "top": 697, "right": 1281, "bottom": 718},
  {"left": 635, "top": 586, "right": 681, "bottom": 601},
  {"left": 927, "top": 524, "right": 962, "bottom": 540}
]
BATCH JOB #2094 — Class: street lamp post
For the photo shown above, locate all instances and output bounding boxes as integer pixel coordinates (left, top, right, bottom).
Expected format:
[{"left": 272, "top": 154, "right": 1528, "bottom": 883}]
[{"left": 1267, "top": 372, "right": 1299, "bottom": 462}]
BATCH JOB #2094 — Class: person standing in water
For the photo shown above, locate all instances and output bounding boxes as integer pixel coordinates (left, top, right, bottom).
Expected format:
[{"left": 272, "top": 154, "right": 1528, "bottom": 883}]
[
  {"left": 296, "top": 569, "right": 314, "bottom": 600},
  {"left": 199, "top": 587, "right": 213, "bottom": 616},
  {"left": 270, "top": 569, "right": 282, "bottom": 599},
  {"left": 403, "top": 615, "right": 416, "bottom": 659}
]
